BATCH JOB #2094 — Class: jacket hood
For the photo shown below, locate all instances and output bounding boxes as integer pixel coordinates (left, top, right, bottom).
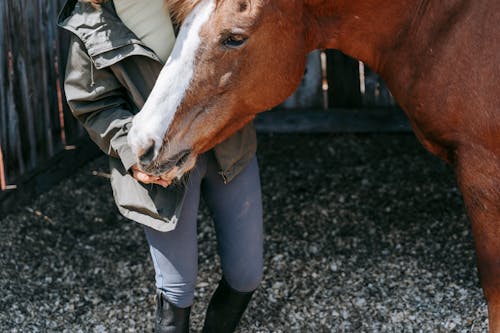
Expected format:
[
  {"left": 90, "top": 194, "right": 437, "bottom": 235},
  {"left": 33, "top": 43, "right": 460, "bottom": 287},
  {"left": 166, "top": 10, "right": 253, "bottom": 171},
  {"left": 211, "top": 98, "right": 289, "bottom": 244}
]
[
  {"left": 58, "top": 0, "right": 143, "bottom": 58},
  {"left": 58, "top": 0, "right": 160, "bottom": 68}
]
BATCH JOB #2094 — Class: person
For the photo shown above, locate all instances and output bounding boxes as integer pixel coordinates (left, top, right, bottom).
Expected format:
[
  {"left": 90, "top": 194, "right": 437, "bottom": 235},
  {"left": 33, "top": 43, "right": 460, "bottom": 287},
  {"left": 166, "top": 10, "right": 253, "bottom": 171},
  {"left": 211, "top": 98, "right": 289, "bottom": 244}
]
[{"left": 58, "top": 0, "right": 264, "bottom": 332}]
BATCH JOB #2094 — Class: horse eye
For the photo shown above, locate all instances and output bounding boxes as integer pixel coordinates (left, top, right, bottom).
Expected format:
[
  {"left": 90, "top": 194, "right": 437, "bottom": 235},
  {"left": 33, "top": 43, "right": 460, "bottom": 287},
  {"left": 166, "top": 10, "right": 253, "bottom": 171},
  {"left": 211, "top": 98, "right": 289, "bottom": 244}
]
[{"left": 223, "top": 35, "right": 248, "bottom": 48}]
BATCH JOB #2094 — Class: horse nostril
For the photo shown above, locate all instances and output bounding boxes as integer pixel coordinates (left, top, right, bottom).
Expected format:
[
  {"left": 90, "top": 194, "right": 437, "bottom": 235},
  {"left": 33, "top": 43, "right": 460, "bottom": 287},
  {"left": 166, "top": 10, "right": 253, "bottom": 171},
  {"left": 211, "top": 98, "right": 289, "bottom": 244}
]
[{"left": 139, "top": 143, "right": 156, "bottom": 166}]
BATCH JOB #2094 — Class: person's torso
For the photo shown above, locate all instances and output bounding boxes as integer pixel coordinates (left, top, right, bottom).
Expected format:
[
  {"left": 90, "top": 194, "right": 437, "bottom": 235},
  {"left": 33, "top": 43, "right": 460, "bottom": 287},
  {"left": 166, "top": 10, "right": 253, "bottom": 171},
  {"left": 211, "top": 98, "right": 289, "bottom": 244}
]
[{"left": 113, "top": 0, "right": 175, "bottom": 63}]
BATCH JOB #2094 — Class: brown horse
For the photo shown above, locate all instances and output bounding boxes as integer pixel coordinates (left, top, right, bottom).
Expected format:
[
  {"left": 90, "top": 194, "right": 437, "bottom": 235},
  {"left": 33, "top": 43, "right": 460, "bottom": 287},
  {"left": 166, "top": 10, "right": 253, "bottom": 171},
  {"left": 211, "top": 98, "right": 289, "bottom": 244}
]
[{"left": 127, "top": 0, "right": 500, "bottom": 329}]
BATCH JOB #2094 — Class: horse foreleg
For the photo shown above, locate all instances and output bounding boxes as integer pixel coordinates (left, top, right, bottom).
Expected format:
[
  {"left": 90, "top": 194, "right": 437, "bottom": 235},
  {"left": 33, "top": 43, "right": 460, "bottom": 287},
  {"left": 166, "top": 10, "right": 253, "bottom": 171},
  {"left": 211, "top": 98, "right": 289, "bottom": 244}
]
[{"left": 455, "top": 146, "right": 500, "bottom": 332}]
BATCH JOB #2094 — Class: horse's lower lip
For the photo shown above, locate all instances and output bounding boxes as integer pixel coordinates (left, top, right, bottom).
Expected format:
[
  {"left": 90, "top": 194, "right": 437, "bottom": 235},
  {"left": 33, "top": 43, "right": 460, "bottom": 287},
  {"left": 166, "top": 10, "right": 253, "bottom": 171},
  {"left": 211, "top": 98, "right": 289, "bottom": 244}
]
[{"left": 156, "top": 150, "right": 192, "bottom": 174}]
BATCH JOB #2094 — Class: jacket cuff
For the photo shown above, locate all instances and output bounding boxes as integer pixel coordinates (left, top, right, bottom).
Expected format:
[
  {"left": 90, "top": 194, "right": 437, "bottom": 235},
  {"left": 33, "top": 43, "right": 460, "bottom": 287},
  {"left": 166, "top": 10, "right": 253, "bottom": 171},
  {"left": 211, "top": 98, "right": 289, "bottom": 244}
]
[
  {"left": 118, "top": 143, "right": 137, "bottom": 171},
  {"left": 110, "top": 132, "right": 136, "bottom": 171},
  {"left": 111, "top": 122, "right": 137, "bottom": 171}
]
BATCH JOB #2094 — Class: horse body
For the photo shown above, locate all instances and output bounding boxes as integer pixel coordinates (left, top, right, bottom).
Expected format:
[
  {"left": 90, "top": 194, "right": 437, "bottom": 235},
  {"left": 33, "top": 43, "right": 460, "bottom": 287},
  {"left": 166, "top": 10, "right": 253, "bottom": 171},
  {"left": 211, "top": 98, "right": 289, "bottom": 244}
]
[
  {"left": 315, "top": 0, "right": 499, "bottom": 161},
  {"left": 128, "top": 0, "right": 500, "bottom": 329}
]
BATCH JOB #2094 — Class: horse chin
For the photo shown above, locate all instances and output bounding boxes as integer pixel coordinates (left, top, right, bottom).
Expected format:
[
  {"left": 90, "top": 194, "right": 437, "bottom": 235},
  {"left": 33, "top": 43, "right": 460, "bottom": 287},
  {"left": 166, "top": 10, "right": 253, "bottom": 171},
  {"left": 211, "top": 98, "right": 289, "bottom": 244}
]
[{"left": 158, "top": 153, "right": 198, "bottom": 184}]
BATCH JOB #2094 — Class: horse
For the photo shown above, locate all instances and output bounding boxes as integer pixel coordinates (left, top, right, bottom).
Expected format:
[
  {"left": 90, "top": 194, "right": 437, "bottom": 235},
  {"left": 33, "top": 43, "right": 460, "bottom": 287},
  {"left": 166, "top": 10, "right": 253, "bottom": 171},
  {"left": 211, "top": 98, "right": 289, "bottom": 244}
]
[{"left": 127, "top": 0, "right": 500, "bottom": 330}]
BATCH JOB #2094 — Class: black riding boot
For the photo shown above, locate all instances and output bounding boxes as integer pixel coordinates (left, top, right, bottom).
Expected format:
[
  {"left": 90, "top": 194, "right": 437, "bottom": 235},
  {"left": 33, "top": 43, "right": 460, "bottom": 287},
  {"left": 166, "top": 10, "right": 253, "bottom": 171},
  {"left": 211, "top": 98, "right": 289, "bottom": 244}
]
[
  {"left": 202, "top": 278, "right": 255, "bottom": 333},
  {"left": 155, "top": 290, "right": 191, "bottom": 333}
]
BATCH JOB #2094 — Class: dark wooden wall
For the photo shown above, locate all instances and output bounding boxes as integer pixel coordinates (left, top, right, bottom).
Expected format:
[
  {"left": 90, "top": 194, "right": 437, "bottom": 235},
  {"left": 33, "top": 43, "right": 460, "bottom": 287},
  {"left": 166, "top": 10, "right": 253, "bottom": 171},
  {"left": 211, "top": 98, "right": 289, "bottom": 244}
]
[{"left": 0, "top": 0, "right": 85, "bottom": 191}]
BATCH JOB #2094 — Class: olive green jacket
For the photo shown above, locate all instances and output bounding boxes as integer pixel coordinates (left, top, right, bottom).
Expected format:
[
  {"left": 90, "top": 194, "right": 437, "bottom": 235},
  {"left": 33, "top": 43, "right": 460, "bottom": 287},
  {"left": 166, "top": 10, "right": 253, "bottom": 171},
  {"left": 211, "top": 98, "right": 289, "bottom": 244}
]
[{"left": 58, "top": 0, "right": 257, "bottom": 231}]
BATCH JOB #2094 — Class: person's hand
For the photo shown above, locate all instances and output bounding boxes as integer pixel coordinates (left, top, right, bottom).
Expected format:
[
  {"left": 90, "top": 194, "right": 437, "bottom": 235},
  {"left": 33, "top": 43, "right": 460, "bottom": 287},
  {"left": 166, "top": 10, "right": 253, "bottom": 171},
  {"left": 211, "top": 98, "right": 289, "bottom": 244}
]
[{"left": 131, "top": 165, "right": 171, "bottom": 188}]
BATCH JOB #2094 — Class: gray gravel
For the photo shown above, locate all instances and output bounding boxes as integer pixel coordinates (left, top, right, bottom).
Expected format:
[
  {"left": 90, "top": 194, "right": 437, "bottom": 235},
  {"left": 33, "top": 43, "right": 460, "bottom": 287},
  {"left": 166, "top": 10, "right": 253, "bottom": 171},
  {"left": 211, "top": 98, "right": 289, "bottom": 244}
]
[{"left": 0, "top": 134, "right": 488, "bottom": 332}]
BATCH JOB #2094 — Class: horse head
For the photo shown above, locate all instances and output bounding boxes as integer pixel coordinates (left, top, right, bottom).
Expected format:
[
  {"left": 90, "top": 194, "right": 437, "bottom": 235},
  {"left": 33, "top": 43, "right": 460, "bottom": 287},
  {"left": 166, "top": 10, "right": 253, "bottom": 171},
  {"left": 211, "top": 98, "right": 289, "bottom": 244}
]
[{"left": 127, "top": 0, "right": 315, "bottom": 181}]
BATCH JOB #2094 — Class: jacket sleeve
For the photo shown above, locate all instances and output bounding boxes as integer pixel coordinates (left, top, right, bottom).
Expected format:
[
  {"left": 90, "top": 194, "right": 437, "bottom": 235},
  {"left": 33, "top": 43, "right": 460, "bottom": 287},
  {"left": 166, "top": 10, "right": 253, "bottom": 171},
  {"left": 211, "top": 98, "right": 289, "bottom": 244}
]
[{"left": 64, "top": 35, "right": 137, "bottom": 171}]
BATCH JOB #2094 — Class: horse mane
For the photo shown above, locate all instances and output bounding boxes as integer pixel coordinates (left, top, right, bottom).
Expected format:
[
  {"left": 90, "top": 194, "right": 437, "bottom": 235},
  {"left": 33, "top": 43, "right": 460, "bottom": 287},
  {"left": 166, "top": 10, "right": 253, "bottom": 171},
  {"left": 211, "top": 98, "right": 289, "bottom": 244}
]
[{"left": 165, "top": 0, "right": 205, "bottom": 24}]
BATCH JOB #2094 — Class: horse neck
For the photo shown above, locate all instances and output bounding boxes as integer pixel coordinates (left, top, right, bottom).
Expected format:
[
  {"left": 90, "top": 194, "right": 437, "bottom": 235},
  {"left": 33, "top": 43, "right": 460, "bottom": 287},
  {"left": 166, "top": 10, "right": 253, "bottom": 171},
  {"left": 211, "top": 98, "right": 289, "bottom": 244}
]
[
  {"left": 305, "top": 0, "right": 420, "bottom": 71},
  {"left": 304, "top": 0, "right": 474, "bottom": 102}
]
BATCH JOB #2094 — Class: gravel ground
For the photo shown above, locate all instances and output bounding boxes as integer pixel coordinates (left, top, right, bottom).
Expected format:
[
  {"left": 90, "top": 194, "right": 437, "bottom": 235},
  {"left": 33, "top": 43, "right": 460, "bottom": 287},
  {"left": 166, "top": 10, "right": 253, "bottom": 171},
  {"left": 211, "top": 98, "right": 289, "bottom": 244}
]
[{"left": 0, "top": 134, "right": 488, "bottom": 332}]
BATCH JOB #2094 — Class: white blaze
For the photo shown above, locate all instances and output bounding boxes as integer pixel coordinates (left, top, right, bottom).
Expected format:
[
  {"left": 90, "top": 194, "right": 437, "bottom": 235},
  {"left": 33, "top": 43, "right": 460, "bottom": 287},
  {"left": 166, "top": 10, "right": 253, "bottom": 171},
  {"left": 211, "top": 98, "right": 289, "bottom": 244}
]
[{"left": 128, "top": 0, "right": 215, "bottom": 159}]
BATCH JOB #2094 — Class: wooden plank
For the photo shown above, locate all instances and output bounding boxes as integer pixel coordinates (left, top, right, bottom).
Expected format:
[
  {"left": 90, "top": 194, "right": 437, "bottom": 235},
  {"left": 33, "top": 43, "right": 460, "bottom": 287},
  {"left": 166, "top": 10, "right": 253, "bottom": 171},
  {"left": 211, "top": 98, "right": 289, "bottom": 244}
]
[
  {"left": 0, "top": 141, "right": 6, "bottom": 191},
  {"left": 0, "top": 0, "right": 6, "bottom": 187},
  {"left": 254, "top": 108, "right": 411, "bottom": 133},
  {"left": 5, "top": 1, "right": 26, "bottom": 181},
  {"left": 326, "top": 50, "right": 363, "bottom": 108},
  {"left": 38, "top": 0, "right": 55, "bottom": 157}
]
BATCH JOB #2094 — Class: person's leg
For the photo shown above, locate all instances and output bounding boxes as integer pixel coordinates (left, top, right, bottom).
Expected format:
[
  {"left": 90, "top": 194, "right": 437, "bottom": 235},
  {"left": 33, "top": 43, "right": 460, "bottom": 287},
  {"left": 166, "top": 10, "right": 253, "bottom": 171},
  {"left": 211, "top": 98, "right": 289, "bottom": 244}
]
[
  {"left": 203, "top": 153, "right": 264, "bottom": 291},
  {"left": 143, "top": 155, "right": 207, "bottom": 332},
  {"left": 201, "top": 153, "right": 264, "bottom": 332}
]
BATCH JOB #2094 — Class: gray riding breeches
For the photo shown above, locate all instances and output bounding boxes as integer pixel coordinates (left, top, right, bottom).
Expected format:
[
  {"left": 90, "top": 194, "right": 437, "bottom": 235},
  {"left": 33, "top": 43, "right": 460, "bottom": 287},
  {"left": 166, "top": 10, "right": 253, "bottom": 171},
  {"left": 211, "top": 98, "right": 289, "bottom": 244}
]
[{"left": 143, "top": 151, "right": 264, "bottom": 308}]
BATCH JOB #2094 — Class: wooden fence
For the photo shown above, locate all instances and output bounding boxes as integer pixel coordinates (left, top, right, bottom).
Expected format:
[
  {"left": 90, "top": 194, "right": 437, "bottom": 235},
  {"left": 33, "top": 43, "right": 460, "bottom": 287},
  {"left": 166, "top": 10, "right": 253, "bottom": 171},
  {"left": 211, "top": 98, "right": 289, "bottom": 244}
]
[
  {"left": 0, "top": 0, "right": 407, "bottom": 194},
  {"left": 282, "top": 50, "right": 396, "bottom": 110},
  {"left": 0, "top": 0, "right": 85, "bottom": 192}
]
